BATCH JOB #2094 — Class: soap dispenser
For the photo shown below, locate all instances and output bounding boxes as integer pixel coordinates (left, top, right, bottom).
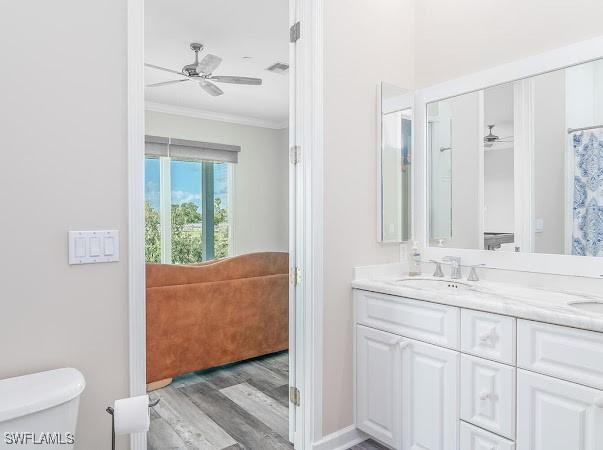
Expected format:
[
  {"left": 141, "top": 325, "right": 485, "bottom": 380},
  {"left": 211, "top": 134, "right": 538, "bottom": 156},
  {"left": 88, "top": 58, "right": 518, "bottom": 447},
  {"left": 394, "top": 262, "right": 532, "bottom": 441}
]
[{"left": 408, "top": 241, "right": 422, "bottom": 276}]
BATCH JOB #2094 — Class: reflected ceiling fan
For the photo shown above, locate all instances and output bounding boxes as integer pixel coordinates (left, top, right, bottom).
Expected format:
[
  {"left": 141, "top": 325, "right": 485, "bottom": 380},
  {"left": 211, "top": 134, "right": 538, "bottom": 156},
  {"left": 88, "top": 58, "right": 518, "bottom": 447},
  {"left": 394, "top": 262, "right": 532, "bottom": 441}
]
[
  {"left": 145, "top": 42, "right": 262, "bottom": 97},
  {"left": 484, "top": 124, "right": 513, "bottom": 148}
]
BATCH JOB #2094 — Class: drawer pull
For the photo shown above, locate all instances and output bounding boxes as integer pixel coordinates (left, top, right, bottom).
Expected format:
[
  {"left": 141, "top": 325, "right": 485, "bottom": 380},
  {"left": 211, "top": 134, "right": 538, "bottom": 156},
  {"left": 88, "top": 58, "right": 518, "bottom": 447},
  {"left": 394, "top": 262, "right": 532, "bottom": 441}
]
[
  {"left": 388, "top": 337, "right": 410, "bottom": 350},
  {"left": 594, "top": 398, "right": 603, "bottom": 408},
  {"left": 479, "top": 329, "right": 498, "bottom": 346},
  {"left": 479, "top": 391, "right": 499, "bottom": 402}
]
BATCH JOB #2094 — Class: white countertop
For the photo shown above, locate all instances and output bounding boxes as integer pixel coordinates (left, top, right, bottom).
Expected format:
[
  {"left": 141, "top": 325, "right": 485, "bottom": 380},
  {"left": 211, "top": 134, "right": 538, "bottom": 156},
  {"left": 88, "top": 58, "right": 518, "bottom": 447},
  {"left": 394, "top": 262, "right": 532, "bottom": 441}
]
[{"left": 352, "top": 277, "right": 603, "bottom": 333}]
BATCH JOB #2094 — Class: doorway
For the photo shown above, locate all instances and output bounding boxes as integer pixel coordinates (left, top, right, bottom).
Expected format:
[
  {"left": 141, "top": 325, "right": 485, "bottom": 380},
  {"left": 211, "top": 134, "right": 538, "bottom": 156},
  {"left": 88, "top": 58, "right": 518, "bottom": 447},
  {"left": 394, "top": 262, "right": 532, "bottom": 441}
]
[
  {"left": 142, "top": 0, "right": 293, "bottom": 448},
  {"left": 127, "top": 0, "right": 324, "bottom": 448}
]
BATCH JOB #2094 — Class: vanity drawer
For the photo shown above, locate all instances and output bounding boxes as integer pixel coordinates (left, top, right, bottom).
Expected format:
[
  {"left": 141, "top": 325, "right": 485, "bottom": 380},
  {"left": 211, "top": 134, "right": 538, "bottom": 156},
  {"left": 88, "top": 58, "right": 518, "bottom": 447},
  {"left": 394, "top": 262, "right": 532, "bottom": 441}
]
[
  {"left": 460, "top": 421, "right": 515, "bottom": 450},
  {"left": 460, "top": 354, "right": 516, "bottom": 439},
  {"left": 517, "top": 319, "right": 603, "bottom": 390},
  {"left": 461, "top": 309, "right": 516, "bottom": 364},
  {"left": 355, "top": 290, "right": 460, "bottom": 349}
]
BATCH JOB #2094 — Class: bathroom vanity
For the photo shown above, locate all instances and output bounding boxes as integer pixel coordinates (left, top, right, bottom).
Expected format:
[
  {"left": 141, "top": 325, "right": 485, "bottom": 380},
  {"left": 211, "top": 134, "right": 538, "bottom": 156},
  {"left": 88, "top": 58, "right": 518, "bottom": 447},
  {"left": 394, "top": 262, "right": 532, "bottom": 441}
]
[
  {"left": 366, "top": 37, "right": 603, "bottom": 450},
  {"left": 352, "top": 277, "right": 603, "bottom": 450}
]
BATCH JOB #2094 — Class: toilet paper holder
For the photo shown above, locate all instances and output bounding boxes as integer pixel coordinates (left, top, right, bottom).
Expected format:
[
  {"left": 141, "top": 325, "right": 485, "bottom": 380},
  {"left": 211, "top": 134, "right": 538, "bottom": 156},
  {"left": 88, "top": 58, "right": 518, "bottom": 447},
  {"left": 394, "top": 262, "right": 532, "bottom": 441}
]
[{"left": 105, "top": 397, "right": 159, "bottom": 450}]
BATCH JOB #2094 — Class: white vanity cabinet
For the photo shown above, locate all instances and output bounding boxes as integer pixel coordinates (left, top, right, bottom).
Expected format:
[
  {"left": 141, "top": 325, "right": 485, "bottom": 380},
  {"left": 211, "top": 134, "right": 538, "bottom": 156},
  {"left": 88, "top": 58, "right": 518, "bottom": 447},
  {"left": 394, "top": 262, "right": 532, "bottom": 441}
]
[
  {"left": 355, "top": 290, "right": 460, "bottom": 450},
  {"left": 516, "top": 370, "right": 603, "bottom": 450},
  {"left": 355, "top": 323, "right": 459, "bottom": 450},
  {"left": 356, "top": 325, "right": 403, "bottom": 448},
  {"left": 401, "top": 339, "right": 459, "bottom": 450},
  {"left": 354, "top": 288, "right": 603, "bottom": 450}
]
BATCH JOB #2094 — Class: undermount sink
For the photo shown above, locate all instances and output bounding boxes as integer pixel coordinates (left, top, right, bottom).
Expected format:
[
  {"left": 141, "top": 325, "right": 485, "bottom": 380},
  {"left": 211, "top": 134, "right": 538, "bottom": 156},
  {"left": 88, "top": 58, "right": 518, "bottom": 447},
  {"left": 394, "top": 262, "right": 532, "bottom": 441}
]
[
  {"left": 568, "top": 301, "right": 603, "bottom": 315},
  {"left": 389, "top": 278, "right": 471, "bottom": 291}
]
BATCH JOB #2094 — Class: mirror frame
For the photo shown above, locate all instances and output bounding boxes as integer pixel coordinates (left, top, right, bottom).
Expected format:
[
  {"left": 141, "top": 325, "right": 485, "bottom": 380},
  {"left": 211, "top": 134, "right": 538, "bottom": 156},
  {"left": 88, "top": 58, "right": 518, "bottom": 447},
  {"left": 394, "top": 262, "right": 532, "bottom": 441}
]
[
  {"left": 413, "top": 36, "right": 603, "bottom": 278},
  {"left": 377, "top": 82, "right": 415, "bottom": 243}
]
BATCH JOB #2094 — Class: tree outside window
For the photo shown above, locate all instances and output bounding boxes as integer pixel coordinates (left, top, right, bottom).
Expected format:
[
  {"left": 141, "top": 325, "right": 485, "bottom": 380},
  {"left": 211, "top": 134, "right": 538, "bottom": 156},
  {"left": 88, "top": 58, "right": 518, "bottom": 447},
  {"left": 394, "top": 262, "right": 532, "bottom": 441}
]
[{"left": 144, "top": 158, "right": 230, "bottom": 264}]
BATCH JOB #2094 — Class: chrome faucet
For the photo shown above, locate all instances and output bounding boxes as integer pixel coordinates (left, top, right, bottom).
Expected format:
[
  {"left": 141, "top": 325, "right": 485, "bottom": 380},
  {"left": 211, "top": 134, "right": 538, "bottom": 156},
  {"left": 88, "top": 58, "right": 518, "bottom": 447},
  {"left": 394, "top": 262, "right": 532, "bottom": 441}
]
[
  {"left": 430, "top": 260, "right": 445, "bottom": 277},
  {"left": 443, "top": 256, "right": 462, "bottom": 279},
  {"left": 467, "top": 264, "right": 486, "bottom": 281}
]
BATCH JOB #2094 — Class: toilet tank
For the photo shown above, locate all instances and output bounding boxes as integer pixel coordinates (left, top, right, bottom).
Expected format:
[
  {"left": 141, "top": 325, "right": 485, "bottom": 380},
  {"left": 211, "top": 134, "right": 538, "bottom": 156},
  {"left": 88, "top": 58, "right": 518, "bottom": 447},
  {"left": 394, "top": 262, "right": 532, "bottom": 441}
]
[{"left": 0, "top": 368, "right": 85, "bottom": 450}]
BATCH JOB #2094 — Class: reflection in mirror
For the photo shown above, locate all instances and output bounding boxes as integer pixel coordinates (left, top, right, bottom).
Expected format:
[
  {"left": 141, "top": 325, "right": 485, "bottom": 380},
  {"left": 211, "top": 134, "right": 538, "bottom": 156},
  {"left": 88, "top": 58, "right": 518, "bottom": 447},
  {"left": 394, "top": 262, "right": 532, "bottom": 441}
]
[
  {"left": 380, "top": 83, "right": 411, "bottom": 242},
  {"left": 428, "top": 58, "right": 603, "bottom": 256}
]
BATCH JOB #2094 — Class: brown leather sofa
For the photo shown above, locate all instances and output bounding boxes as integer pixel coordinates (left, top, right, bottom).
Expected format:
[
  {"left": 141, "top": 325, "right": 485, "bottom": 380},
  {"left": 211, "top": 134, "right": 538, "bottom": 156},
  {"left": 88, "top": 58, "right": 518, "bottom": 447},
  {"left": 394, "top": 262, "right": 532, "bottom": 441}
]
[{"left": 146, "top": 252, "right": 289, "bottom": 385}]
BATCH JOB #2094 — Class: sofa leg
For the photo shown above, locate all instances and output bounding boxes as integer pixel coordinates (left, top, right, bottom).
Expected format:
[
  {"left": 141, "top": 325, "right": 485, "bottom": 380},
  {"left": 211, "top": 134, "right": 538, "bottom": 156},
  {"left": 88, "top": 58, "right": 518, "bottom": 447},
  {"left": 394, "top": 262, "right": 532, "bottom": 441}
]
[{"left": 146, "top": 378, "right": 173, "bottom": 392}]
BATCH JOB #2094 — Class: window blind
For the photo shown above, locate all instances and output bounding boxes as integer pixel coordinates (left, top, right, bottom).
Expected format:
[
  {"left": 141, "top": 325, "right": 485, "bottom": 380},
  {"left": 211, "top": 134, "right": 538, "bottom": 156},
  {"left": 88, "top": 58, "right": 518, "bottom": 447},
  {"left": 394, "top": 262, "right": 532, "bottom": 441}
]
[{"left": 145, "top": 135, "right": 241, "bottom": 163}]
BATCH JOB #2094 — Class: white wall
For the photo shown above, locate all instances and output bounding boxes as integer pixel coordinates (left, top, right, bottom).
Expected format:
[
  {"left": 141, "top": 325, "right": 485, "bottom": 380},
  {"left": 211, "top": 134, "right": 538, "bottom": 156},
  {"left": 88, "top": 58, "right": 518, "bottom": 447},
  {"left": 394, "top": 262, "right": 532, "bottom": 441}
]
[
  {"left": 145, "top": 111, "right": 289, "bottom": 255},
  {"left": 429, "top": 93, "right": 483, "bottom": 249},
  {"left": 449, "top": 93, "right": 482, "bottom": 249},
  {"left": 414, "top": 0, "right": 603, "bottom": 88},
  {"left": 323, "top": 0, "right": 415, "bottom": 435},
  {"left": 0, "top": 1, "right": 129, "bottom": 448},
  {"left": 533, "top": 70, "right": 566, "bottom": 254},
  {"left": 484, "top": 150, "right": 515, "bottom": 233}
]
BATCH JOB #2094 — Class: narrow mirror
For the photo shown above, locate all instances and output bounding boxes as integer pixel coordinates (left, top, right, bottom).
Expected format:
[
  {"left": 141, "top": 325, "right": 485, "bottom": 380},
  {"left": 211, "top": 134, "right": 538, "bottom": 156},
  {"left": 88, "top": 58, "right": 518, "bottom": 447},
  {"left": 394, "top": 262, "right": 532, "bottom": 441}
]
[{"left": 379, "top": 83, "right": 412, "bottom": 242}]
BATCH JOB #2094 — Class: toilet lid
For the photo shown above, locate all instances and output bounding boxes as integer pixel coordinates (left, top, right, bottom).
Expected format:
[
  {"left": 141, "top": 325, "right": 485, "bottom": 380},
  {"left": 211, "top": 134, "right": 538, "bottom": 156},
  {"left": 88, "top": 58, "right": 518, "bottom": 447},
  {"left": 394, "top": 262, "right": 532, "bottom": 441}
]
[{"left": 0, "top": 368, "right": 85, "bottom": 422}]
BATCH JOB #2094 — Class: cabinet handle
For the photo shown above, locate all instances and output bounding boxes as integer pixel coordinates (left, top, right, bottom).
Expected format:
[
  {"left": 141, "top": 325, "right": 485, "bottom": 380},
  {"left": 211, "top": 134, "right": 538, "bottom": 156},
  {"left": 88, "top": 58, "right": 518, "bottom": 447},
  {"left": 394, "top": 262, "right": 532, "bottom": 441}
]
[
  {"left": 594, "top": 398, "right": 603, "bottom": 408},
  {"left": 479, "top": 391, "right": 498, "bottom": 402},
  {"left": 389, "top": 338, "right": 410, "bottom": 349},
  {"left": 479, "top": 329, "right": 497, "bottom": 345},
  {"left": 398, "top": 340, "right": 410, "bottom": 350}
]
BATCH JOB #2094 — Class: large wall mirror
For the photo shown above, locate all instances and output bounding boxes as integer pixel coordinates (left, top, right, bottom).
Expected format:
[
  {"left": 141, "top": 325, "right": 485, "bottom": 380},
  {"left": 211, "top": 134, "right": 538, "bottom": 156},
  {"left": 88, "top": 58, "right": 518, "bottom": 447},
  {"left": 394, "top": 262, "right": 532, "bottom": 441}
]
[
  {"left": 427, "top": 58, "right": 603, "bottom": 257},
  {"left": 379, "top": 82, "right": 412, "bottom": 242}
]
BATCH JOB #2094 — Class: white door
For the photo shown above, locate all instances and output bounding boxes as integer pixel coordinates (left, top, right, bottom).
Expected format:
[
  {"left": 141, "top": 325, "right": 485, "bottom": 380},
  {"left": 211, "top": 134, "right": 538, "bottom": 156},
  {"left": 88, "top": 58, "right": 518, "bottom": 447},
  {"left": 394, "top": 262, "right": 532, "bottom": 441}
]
[
  {"left": 401, "top": 338, "right": 459, "bottom": 450},
  {"left": 356, "top": 325, "right": 403, "bottom": 449},
  {"left": 517, "top": 369, "right": 603, "bottom": 450}
]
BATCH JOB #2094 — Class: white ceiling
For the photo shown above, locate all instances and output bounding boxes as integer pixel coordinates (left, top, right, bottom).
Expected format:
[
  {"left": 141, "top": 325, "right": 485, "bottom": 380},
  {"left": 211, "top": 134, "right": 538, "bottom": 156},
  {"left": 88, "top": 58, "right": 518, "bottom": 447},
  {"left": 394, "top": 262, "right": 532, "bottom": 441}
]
[{"left": 144, "top": 0, "right": 289, "bottom": 127}]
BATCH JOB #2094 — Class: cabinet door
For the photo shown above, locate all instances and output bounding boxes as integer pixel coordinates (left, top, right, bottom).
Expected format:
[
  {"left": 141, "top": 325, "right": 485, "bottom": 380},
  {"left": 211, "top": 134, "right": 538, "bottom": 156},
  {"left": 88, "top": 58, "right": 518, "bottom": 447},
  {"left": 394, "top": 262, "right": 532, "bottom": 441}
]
[
  {"left": 401, "top": 339, "right": 459, "bottom": 450},
  {"left": 517, "top": 369, "right": 603, "bottom": 450},
  {"left": 356, "top": 325, "right": 403, "bottom": 448}
]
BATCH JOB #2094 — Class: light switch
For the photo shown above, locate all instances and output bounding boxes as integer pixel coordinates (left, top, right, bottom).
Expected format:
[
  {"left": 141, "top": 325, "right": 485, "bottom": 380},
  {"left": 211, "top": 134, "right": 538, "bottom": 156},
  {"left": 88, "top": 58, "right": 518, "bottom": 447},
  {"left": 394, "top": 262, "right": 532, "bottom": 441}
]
[
  {"left": 74, "top": 237, "right": 86, "bottom": 258},
  {"left": 89, "top": 237, "right": 101, "bottom": 257},
  {"left": 535, "top": 218, "right": 544, "bottom": 233},
  {"left": 69, "top": 230, "right": 119, "bottom": 265},
  {"left": 104, "top": 236, "right": 115, "bottom": 255}
]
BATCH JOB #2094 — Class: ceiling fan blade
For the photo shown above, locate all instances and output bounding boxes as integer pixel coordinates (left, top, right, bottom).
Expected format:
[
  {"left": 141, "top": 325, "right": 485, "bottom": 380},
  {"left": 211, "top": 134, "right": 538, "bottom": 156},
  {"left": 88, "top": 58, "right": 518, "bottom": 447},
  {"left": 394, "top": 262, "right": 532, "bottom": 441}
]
[
  {"left": 197, "top": 54, "right": 222, "bottom": 74},
  {"left": 146, "top": 79, "right": 190, "bottom": 88},
  {"left": 210, "top": 75, "right": 263, "bottom": 85},
  {"left": 145, "top": 63, "right": 185, "bottom": 76},
  {"left": 199, "top": 80, "right": 224, "bottom": 96}
]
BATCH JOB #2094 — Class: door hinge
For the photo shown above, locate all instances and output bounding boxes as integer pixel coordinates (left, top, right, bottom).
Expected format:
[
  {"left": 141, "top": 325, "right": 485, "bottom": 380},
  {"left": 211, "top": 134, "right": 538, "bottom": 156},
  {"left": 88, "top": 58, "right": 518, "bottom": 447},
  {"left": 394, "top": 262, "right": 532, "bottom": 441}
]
[
  {"left": 289, "top": 145, "right": 301, "bottom": 165},
  {"left": 290, "top": 21, "right": 301, "bottom": 43},
  {"left": 290, "top": 266, "right": 302, "bottom": 285},
  {"left": 289, "top": 386, "right": 301, "bottom": 406}
]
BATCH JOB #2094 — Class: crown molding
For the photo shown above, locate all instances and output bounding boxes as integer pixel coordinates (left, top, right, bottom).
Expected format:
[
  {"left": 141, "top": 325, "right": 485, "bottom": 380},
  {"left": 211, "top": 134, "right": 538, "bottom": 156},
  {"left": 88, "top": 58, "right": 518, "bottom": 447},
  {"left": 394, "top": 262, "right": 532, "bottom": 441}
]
[{"left": 145, "top": 101, "right": 288, "bottom": 130}]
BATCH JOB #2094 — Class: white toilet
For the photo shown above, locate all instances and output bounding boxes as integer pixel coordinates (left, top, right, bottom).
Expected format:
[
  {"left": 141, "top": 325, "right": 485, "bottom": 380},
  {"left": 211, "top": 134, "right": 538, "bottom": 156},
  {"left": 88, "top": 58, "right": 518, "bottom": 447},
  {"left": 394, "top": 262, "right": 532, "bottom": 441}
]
[{"left": 0, "top": 368, "right": 85, "bottom": 450}]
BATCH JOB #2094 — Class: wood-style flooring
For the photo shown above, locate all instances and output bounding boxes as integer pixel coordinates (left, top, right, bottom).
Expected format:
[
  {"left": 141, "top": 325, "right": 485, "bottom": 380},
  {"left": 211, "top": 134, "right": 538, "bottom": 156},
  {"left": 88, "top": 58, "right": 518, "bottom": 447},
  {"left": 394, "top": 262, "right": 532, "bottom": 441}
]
[
  {"left": 147, "top": 351, "right": 387, "bottom": 450},
  {"left": 148, "top": 351, "right": 291, "bottom": 450}
]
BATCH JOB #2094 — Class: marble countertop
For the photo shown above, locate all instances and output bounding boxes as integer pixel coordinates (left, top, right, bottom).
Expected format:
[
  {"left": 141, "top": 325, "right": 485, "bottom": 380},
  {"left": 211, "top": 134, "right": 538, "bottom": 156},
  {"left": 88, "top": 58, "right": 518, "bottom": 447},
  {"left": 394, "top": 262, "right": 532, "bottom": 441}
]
[{"left": 352, "top": 276, "right": 603, "bottom": 333}]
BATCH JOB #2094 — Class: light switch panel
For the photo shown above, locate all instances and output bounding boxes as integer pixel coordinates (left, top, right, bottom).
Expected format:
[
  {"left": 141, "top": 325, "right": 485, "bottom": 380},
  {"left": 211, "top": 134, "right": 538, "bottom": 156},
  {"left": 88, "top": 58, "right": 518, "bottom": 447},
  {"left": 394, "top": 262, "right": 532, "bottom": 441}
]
[{"left": 69, "top": 230, "right": 120, "bottom": 265}]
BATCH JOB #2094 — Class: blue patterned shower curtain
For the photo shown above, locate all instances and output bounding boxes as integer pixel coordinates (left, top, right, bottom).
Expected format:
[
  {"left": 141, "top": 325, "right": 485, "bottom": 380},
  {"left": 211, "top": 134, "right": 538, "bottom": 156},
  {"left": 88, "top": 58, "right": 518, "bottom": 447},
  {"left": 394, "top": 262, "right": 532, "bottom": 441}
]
[{"left": 572, "top": 129, "right": 603, "bottom": 256}]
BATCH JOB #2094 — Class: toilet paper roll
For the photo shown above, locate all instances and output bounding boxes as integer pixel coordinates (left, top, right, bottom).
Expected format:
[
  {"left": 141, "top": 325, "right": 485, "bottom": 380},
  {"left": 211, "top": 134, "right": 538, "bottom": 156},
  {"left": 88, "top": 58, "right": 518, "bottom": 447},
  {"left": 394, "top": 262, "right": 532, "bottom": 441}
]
[{"left": 113, "top": 394, "right": 150, "bottom": 435}]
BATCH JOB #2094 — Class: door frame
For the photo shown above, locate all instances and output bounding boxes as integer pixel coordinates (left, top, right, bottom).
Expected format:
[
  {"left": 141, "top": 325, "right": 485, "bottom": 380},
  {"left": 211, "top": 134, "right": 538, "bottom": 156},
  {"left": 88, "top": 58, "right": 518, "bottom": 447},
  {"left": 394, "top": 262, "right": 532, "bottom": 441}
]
[{"left": 126, "top": 0, "right": 325, "bottom": 449}]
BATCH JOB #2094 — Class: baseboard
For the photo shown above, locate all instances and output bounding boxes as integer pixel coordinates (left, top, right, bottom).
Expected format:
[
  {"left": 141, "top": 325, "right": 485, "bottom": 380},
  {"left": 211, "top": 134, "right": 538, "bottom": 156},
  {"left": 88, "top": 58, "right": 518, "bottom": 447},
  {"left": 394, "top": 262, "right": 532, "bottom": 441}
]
[{"left": 312, "top": 425, "right": 368, "bottom": 450}]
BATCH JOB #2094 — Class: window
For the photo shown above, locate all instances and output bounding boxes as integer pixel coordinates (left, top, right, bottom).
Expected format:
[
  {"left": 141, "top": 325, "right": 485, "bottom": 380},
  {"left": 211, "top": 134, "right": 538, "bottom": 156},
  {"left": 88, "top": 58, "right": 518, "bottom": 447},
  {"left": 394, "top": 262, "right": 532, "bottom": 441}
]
[{"left": 144, "top": 156, "right": 231, "bottom": 263}]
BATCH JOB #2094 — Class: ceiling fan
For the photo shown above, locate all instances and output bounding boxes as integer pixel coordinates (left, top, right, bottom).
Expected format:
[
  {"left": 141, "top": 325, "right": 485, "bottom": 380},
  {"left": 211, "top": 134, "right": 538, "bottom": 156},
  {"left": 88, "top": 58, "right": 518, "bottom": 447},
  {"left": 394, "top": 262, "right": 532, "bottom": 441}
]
[
  {"left": 145, "top": 43, "right": 262, "bottom": 97},
  {"left": 484, "top": 124, "right": 513, "bottom": 148}
]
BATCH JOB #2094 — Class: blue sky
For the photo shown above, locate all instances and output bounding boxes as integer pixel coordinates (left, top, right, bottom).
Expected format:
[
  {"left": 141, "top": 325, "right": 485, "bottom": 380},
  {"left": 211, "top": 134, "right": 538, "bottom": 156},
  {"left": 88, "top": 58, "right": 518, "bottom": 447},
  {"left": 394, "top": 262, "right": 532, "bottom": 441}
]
[{"left": 145, "top": 158, "right": 228, "bottom": 211}]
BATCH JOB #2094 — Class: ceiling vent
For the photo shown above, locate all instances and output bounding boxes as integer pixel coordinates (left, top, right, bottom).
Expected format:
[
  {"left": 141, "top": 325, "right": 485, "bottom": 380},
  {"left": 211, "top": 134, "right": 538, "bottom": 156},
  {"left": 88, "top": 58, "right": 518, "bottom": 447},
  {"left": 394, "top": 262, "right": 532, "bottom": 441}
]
[{"left": 266, "top": 62, "right": 289, "bottom": 75}]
